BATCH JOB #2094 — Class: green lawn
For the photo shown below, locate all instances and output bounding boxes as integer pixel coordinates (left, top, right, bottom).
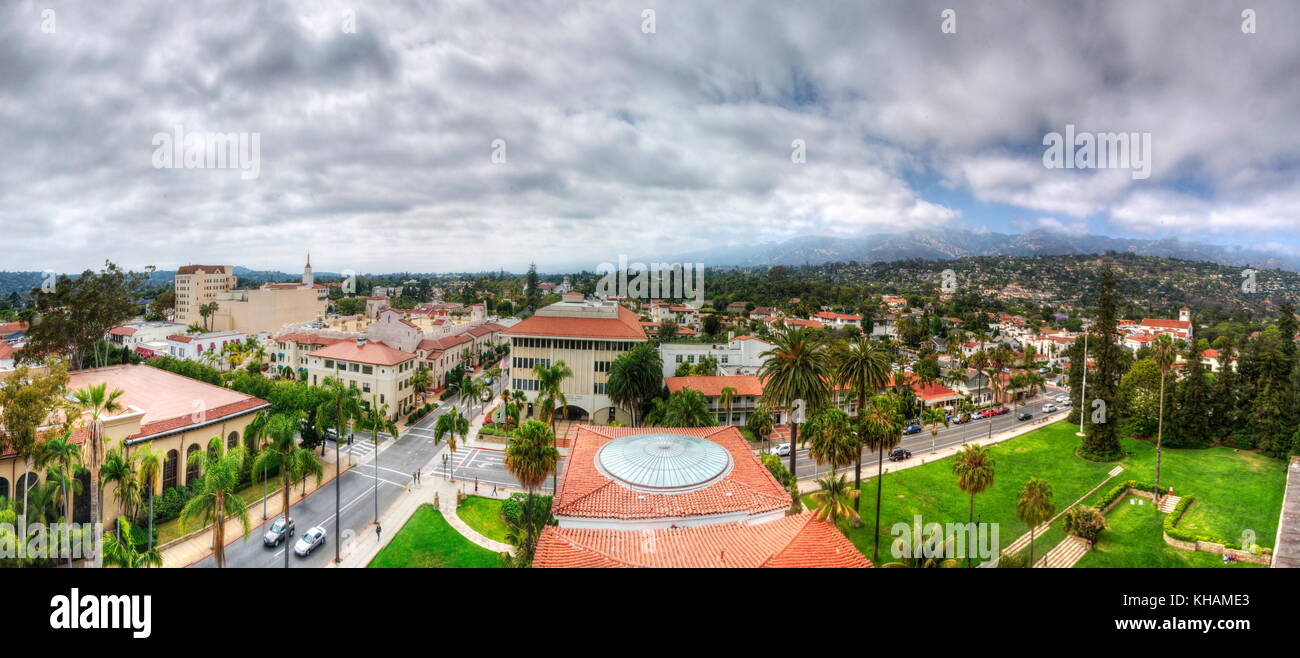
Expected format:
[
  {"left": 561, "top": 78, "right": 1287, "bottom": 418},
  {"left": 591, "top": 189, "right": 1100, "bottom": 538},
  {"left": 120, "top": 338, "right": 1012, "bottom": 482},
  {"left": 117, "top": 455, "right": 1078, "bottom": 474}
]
[
  {"left": 803, "top": 421, "right": 1288, "bottom": 567},
  {"left": 456, "top": 496, "right": 509, "bottom": 543},
  {"left": 368, "top": 504, "right": 501, "bottom": 568},
  {"left": 1074, "top": 496, "right": 1263, "bottom": 568}
]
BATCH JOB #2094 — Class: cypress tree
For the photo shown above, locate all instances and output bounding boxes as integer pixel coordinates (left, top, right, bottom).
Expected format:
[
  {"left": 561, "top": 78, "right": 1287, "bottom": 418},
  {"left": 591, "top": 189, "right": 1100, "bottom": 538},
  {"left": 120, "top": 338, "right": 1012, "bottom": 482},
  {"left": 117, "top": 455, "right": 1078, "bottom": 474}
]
[
  {"left": 1082, "top": 267, "right": 1124, "bottom": 459},
  {"left": 1170, "top": 337, "right": 1210, "bottom": 447}
]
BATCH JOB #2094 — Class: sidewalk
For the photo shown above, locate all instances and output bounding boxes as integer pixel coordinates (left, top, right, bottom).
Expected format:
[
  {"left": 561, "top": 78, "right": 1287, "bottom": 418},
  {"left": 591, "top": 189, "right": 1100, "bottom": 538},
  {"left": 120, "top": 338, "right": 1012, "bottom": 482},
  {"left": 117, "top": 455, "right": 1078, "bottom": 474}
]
[{"left": 794, "top": 410, "right": 1071, "bottom": 494}]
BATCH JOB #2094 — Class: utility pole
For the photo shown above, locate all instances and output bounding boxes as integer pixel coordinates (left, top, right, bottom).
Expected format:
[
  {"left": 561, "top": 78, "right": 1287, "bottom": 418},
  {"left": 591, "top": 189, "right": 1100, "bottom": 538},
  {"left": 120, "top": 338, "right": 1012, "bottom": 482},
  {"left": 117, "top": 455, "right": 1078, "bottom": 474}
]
[{"left": 1077, "top": 332, "right": 1089, "bottom": 437}]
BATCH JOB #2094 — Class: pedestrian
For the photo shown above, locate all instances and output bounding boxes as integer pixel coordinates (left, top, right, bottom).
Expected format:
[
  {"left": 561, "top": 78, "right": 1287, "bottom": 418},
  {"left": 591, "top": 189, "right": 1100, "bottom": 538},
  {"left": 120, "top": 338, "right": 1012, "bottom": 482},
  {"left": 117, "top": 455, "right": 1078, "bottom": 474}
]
[
  {"left": 376, "top": 522, "right": 382, "bottom": 543},
  {"left": 492, "top": 484, "right": 498, "bottom": 497},
  {"left": 475, "top": 476, "right": 479, "bottom": 493}
]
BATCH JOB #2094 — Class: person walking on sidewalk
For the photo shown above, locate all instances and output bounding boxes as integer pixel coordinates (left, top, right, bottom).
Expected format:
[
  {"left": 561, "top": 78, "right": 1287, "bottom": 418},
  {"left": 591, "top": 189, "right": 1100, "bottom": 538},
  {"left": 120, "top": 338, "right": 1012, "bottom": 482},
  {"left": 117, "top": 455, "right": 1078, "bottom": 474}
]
[{"left": 376, "top": 522, "right": 382, "bottom": 543}]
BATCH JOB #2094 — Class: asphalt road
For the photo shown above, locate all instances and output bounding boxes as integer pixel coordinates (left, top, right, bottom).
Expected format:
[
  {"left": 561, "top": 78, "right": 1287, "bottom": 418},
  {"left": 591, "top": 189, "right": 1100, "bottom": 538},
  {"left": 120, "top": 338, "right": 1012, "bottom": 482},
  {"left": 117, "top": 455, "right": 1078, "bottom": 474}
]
[{"left": 191, "top": 377, "right": 500, "bottom": 568}]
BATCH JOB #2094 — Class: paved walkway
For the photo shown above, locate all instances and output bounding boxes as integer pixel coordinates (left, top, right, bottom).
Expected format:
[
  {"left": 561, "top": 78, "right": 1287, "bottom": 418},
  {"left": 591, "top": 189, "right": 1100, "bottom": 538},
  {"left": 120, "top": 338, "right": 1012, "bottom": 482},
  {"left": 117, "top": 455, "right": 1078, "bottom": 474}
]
[
  {"left": 999, "top": 465, "right": 1123, "bottom": 560},
  {"left": 1035, "top": 536, "right": 1089, "bottom": 568}
]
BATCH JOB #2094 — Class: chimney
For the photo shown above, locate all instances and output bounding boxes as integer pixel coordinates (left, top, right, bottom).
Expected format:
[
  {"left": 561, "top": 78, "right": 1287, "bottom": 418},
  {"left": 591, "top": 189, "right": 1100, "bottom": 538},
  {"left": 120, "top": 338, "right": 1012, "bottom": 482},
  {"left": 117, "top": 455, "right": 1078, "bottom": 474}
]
[{"left": 356, "top": 335, "right": 367, "bottom": 348}]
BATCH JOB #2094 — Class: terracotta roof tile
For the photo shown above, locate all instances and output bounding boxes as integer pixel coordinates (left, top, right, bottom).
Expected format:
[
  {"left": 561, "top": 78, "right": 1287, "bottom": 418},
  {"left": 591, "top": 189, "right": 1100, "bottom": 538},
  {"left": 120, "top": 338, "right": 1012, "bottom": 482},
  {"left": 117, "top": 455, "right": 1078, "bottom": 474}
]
[{"left": 505, "top": 305, "right": 646, "bottom": 340}]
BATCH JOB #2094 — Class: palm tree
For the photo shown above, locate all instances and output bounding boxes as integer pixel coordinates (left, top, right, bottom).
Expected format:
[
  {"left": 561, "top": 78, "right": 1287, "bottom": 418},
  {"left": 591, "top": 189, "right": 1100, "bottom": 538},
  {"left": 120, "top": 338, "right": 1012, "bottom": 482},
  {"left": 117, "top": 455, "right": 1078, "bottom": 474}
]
[
  {"left": 71, "top": 382, "right": 124, "bottom": 569},
  {"left": 411, "top": 366, "right": 432, "bottom": 404},
  {"left": 99, "top": 445, "right": 141, "bottom": 542},
  {"left": 532, "top": 361, "right": 573, "bottom": 492},
  {"left": 719, "top": 385, "right": 737, "bottom": 426},
  {"left": 952, "top": 443, "right": 995, "bottom": 567},
  {"left": 34, "top": 430, "right": 81, "bottom": 567},
  {"left": 134, "top": 444, "right": 163, "bottom": 563},
  {"left": 251, "top": 412, "right": 323, "bottom": 568},
  {"left": 861, "top": 393, "right": 903, "bottom": 561},
  {"left": 606, "top": 343, "right": 663, "bottom": 426},
  {"left": 804, "top": 407, "right": 859, "bottom": 480},
  {"left": 504, "top": 420, "right": 559, "bottom": 494},
  {"left": 359, "top": 404, "right": 398, "bottom": 524},
  {"left": 808, "top": 473, "right": 859, "bottom": 525},
  {"left": 1015, "top": 477, "right": 1056, "bottom": 567},
  {"left": 645, "top": 389, "right": 718, "bottom": 427},
  {"left": 314, "top": 376, "right": 363, "bottom": 562},
  {"left": 102, "top": 516, "right": 163, "bottom": 568},
  {"left": 199, "top": 301, "right": 219, "bottom": 331},
  {"left": 833, "top": 336, "right": 892, "bottom": 511},
  {"left": 179, "top": 436, "right": 251, "bottom": 568},
  {"left": 922, "top": 406, "right": 949, "bottom": 453},
  {"left": 747, "top": 405, "right": 776, "bottom": 452},
  {"left": 1151, "top": 334, "right": 1177, "bottom": 502},
  {"left": 759, "top": 326, "right": 832, "bottom": 482},
  {"left": 434, "top": 407, "right": 469, "bottom": 482}
]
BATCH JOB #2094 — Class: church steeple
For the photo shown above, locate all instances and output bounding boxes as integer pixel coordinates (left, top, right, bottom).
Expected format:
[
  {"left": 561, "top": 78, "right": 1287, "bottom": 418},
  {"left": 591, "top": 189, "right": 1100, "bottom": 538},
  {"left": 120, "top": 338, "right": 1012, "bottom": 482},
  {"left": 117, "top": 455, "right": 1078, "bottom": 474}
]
[{"left": 303, "top": 252, "right": 314, "bottom": 286}]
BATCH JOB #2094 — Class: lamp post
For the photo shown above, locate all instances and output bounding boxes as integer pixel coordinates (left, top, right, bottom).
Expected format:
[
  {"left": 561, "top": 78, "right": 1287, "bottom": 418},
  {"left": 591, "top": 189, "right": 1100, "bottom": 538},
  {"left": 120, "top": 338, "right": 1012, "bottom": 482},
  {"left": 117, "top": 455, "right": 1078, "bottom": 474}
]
[{"left": 1076, "top": 332, "right": 1089, "bottom": 437}]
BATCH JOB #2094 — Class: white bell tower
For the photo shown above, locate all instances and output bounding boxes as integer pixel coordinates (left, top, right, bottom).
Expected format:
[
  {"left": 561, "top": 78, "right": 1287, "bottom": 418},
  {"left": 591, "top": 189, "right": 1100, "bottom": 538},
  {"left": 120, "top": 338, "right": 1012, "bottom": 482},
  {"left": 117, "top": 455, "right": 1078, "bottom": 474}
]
[{"left": 303, "top": 253, "right": 314, "bottom": 286}]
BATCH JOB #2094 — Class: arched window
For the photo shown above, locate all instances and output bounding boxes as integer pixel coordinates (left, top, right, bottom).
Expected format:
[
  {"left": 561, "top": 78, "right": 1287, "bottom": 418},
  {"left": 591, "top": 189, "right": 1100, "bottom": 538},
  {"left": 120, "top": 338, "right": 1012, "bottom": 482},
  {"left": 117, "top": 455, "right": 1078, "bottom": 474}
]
[
  {"left": 185, "top": 444, "right": 201, "bottom": 484},
  {"left": 15, "top": 472, "right": 39, "bottom": 501},
  {"left": 73, "top": 469, "right": 91, "bottom": 523},
  {"left": 227, "top": 431, "right": 239, "bottom": 450},
  {"left": 163, "top": 449, "right": 179, "bottom": 491},
  {"left": 0, "top": 476, "right": 8, "bottom": 500}
]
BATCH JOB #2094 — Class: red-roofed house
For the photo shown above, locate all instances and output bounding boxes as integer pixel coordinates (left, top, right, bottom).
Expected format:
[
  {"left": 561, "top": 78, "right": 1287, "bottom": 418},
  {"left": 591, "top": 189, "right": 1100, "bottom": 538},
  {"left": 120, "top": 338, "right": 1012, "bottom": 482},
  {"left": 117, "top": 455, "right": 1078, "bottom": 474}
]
[
  {"left": 304, "top": 337, "right": 419, "bottom": 419},
  {"left": 533, "top": 425, "right": 870, "bottom": 568},
  {"left": 665, "top": 375, "right": 764, "bottom": 425}
]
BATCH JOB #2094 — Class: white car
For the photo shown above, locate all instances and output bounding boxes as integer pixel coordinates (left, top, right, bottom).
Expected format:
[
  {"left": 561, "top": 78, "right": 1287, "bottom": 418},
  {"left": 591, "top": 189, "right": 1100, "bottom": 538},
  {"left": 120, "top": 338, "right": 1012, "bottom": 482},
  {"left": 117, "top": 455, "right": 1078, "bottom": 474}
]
[
  {"left": 1043, "top": 403, "right": 1058, "bottom": 413},
  {"left": 294, "top": 526, "right": 327, "bottom": 557},
  {"left": 1059, "top": 398, "right": 1072, "bottom": 407},
  {"left": 771, "top": 443, "right": 791, "bottom": 457},
  {"left": 1055, "top": 395, "right": 1068, "bottom": 403}
]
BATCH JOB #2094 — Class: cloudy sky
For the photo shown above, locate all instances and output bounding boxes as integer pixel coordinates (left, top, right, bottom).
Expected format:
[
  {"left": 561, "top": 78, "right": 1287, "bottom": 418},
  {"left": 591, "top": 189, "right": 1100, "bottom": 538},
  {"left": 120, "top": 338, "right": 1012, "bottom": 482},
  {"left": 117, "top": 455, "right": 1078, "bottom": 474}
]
[{"left": 2, "top": 0, "right": 1298, "bottom": 274}]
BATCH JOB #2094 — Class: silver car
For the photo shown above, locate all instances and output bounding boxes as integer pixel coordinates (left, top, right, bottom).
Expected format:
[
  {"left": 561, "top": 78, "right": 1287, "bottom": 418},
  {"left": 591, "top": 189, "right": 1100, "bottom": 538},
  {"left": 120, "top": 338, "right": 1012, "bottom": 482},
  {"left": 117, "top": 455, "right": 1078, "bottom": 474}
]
[
  {"left": 294, "top": 526, "right": 326, "bottom": 557},
  {"left": 263, "top": 516, "right": 295, "bottom": 547}
]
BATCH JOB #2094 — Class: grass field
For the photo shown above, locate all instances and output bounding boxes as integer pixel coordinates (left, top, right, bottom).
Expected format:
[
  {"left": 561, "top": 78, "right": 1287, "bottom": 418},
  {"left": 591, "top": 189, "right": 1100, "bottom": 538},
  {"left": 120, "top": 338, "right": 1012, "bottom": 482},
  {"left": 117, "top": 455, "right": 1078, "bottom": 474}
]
[
  {"left": 804, "top": 420, "right": 1288, "bottom": 567},
  {"left": 368, "top": 504, "right": 501, "bottom": 568},
  {"left": 456, "top": 496, "right": 509, "bottom": 543},
  {"left": 1074, "top": 496, "right": 1264, "bottom": 568}
]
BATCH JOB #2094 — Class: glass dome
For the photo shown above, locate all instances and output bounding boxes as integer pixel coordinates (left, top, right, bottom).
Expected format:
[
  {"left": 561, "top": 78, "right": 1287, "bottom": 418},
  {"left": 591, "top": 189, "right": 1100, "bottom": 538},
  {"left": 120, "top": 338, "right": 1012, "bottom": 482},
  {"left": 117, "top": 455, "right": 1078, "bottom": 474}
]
[{"left": 596, "top": 432, "right": 732, "bottom": 492}]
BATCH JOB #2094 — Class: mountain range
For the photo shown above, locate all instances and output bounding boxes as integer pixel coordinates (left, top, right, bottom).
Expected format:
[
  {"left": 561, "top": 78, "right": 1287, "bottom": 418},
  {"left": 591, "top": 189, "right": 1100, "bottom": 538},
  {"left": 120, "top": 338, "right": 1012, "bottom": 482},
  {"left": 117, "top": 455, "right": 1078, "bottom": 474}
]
[{"left": 661, "top": 229, "right": 1300, "bottom": 272}]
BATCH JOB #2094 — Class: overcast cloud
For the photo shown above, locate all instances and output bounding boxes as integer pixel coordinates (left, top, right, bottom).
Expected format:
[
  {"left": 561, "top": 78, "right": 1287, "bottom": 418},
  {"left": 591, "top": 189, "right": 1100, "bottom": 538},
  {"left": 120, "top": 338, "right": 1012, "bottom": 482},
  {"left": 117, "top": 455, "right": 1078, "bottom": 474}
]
[{"left": 1, "top": 0, "right": 1297, "bottom": 274}]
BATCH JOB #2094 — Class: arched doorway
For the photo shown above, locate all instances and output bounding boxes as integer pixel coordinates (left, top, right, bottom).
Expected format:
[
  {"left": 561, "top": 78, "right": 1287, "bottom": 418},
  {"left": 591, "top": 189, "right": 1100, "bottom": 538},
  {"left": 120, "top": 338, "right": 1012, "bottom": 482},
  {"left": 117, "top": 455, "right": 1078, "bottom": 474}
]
[
  {"left": 227, "top": 430, "right": 239, "bottom": 449},
  {"left": 15, "top": 472, "right": 39, "bottom": 502},
  {"left": 557, "top": 405, "right": 589, "bottom": 422},
  {"left": 0, "top": 476, "right": 8, "bottom": 500},
  {"left": 73, "top": 469, "right": 91, "bottom": 523}
]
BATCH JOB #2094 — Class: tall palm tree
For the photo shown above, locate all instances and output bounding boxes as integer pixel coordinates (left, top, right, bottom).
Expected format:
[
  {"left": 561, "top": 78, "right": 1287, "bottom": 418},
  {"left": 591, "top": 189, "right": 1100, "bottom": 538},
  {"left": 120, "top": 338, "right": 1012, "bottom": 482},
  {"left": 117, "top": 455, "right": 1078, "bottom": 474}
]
[
  {"left": 314, "top": 376, "right": 363, "bottom": 562},
  {"left": 808, "top": 473, "right": 859, "bottom": 525},
  {"left": 199, "top": 301, "right": 219, "bottom": 331},
  {"left": 532, "top": 361, "right": 573, "bottom": 492},
  {"left": 102, "top": 516, "right": 163, "bottom": 568},
  {"left": 504, "top": 420, "right": 559, "bottom": 494},
  {"left": 359, "top": 404, "right": 398, "bottom": 524},
  {"left": 759, "top": 326, "right": 832, "bottom": 482},
  {"left": 861, "top": 393, "right": 903, "bottom": 561},
  {"left": 35, "top": 431, "right": 81, "bottom": 567},
  {"left": 434, "top": 407, "right": 469, "bottom": 483},
  {"left": 251, "top": 412, "right": 323, "bottom": 568},
  {"left": 952, "top": 443, "right": 995, "bottom": 568},
  {"left": 719, "top": 386, "right": 737, "bottom": 426},
  {"left": 179, "top": 436, "right": 251, "bottom": 568},
  {"left": 606, "top": 343, "right": 663, "bottom": 427},
  {"left": 747, "top": 405, "right": 776, "bottom": 453},
  {"left": 134, "top": 444, "right": 163, "bottom": 563},
  {"left": 833, "top": 336, "right": 892, "bottom": 511},
  {"left": 1151, "top": 334, "right": 1177, "bottom": 502},
  {"left": 922, "top": 406, "right": 949, "bottom": 453},
  {"left": 99, "top": 445, "right": 140, "bottom": 542},
  {"left": 71, "top": 382, "right": 124, "bottom": 569},
  {"left": 1015, "top": 477, "right": 1056, "bottom": 567}
]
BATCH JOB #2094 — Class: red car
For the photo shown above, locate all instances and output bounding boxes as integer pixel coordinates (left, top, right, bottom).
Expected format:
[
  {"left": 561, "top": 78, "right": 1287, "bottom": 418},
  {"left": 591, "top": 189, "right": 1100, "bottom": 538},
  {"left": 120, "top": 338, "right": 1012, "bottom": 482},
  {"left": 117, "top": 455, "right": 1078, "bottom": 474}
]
[{"left": 993, "top": 407, "right": 1010, "bottom": 416}]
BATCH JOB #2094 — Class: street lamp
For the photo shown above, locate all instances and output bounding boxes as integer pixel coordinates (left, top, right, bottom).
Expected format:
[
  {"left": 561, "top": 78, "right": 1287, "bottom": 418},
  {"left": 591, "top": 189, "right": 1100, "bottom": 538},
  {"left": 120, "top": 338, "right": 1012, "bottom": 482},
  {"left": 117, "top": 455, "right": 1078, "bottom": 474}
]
[{"left": 1076, "top": 332, "right": 1089, "bottom": 437}]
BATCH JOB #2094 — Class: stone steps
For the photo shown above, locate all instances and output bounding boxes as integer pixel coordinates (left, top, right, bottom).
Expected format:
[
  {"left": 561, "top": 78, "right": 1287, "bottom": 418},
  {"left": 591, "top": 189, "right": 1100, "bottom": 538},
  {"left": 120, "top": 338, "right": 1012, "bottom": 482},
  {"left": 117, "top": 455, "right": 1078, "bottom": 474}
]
[
  {"left": 1034, "top": 535, "right": 1089, "bottom": 568},
  {"left": 1159, "top": 494, "right": 1181, "bottom": 514}
]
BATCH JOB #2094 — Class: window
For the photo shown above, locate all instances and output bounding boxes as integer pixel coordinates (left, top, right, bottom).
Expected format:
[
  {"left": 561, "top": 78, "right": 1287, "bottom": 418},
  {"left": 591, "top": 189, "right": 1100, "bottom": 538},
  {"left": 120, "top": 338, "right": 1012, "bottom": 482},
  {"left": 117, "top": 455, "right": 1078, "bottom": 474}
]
[
  {"left": 363, "top": 365, "right": 374, "bottom": 375},
  {"left": 594, "top": 361, "right": 611, "bottom": 372},
  {"left": 594, "top": 382, "right": 606, "bottom": 394},
  {"left": 227, "top": 431, "right": 239, "bottom": 449}
]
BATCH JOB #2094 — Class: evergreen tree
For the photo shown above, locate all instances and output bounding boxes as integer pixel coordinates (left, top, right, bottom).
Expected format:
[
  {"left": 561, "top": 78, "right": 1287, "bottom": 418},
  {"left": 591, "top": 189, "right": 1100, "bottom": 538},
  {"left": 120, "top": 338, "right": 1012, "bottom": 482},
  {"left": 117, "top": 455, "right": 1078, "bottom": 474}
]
[
  {"left": 1169, "top": 338, "right": 1210, "bottom": 447},
  {"left": 1082, "top": 267, "right": 1124, "bottom": 459},
  {"left": 1210, "top": 339, "right": 1238, "bottom": 442}
]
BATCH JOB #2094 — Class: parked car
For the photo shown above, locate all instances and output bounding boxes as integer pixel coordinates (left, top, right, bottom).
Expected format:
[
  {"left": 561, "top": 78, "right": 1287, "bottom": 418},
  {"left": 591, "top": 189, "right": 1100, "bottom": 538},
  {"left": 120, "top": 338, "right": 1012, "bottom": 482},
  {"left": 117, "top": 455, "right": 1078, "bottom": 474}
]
[
  {"left": 1060, "top": 398, "right": 1072, "bottom": 407},
  {"left": 903, "top": 424, "right": 922, "bottom": 435},
  {"left": 952, "top": 413, "right": 970, "bottom": 424},
  {"left": 771, "top": 443, "right": 791, "bottom": 457},
  {"left": 888, "top": 447, "right": 912, "bottom": 462},
  {"left": 1055, "top": 395, "right": 1068, "bottom": 403},
  {"left": 992, "top": 407, "right": 1010, "bottom": 416},
  {"left": 1017, "top": 412, "right": 1033, "bottom": 421},
  {"left": 1038, "top": 367, "right": 1050, "bottom": 374},
  {"left": 1043, "top": 403, "right": 1058, "bottom": 413},
  {"left": 263, "top": 516, "right": 295, "bottom": 547},
  {"left": 294, "top": 526, "right": 327, "bottom": 557}
]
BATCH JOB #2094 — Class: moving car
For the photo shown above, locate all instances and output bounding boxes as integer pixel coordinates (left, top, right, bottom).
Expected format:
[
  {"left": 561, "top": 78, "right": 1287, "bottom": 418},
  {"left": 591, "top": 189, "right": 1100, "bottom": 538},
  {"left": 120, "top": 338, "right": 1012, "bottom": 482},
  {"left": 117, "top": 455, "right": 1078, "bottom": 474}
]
[
  {"left": 903, "top": 424, "right": 922, "bottom": 435},
  {"left": 1017, "top": 412, "right": 1033, "bottom": 421},
  {"left": 294, "top": 526, "right": 327, "bottom": 557},
  {"left": 889, "top": 447, "right": 912, "bottom": 462},
  {"left": 1043, "top": 403, "right": 1057, "bottom": 413},
  {"left": 1060, "top": 398, "right": 1072, "bottom": 407},
  {"left": 771, "top": 443, "right": 791, "bottom": 457},
  {"left": 262, "top": 516, "right": 295, "bottom": 547}
]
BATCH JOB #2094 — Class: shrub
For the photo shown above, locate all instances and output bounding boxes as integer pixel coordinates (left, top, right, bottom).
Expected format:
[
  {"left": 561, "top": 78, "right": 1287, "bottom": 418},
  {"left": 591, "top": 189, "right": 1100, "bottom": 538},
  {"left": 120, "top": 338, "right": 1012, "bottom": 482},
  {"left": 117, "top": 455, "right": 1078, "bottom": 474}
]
[
  {"left": 996, "top": 552, "right": 1028, "bottom": 568},
  {"left": 1063, "top": 505, "right": 1107, "bottom": 543}
]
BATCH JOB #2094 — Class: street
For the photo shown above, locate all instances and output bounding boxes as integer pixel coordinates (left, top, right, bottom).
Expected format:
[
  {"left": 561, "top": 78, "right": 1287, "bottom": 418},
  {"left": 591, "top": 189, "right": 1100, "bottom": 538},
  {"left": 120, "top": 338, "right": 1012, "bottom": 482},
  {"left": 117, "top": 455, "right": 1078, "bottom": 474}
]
[{"left": 191, "top": 376, "right": 501, "bottom": 568}]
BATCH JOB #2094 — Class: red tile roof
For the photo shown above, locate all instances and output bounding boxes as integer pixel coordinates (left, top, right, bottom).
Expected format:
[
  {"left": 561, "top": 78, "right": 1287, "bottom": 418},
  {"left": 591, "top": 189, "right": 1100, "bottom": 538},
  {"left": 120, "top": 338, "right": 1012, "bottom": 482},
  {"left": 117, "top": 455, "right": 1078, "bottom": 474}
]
[
  {"left": 108, "top": 326, "right": 138, "bottom": 336},
  {"left": 176, "top": 265, "right": 228, "bottom": 275},
  {"left": 553, "top": 425, "right": 789, "bottom": 521},
  {"left": 505, "top": 305, "right": 647, "bottom": 340},
  {"left": 307, "top": 340, "right": 416, "bottom": 366},
  {"left": 1140, "top": 318, "right": 1191, "bottom": 330},
  {"left": 0, "top": 321, "right": 30, "bottom": 335},
  {"left": 274, "top": 333, "right": 348, "bottom": 347},
  {"left": 417, "top": 334, "right": 473, "bottom": 352},
  {"left": 534, "top": 512, "right": 872, "bottom": 568},
  {"left": 887, "top": 373, "right": 960, "bottom": 401},
  {"left": 665, "top": 375, "right": 764, "bottom": 397}
]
